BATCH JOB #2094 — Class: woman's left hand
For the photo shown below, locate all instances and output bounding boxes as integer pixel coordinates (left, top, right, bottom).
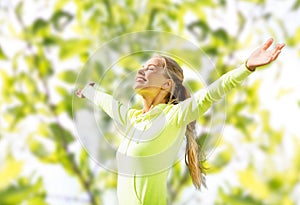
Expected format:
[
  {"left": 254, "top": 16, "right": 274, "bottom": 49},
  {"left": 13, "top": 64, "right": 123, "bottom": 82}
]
[{"left": 246, "top": 38, "right": 285, "bottom": 71}]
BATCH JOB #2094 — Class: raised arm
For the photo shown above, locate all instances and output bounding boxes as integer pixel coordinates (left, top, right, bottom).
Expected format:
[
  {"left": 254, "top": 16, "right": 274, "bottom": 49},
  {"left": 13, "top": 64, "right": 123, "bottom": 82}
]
[
  {"left": 198, "top": 38, "right": 284, "bottom": 114},
  {"left": 176, "top": 38, "right": 285, "bottom": 124},
  {"left": 76, "top": 83, "right": 130, "bottom": 127}
]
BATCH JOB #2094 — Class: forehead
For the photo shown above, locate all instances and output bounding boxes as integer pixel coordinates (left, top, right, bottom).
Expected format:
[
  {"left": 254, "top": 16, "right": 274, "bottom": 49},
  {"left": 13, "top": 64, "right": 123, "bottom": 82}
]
[{"left": 145, "top": 57, "right": 164, "bottom": 67}]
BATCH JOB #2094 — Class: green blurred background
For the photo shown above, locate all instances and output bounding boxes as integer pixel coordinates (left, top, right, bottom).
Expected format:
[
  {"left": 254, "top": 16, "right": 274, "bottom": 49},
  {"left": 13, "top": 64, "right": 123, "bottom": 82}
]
[{"left": 1, "top": 0, "right": 300, "bottom": 204}]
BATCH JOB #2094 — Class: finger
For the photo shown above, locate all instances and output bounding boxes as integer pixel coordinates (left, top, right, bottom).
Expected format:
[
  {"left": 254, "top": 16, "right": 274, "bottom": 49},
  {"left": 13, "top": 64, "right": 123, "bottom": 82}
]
[
  {"left": 262, "top": 38, "right": 274, "bottom": 50},
  {"left": 273, "top": 43, "right": 285, "bottom": 59},
  {"left": 274, "top": 43, "right": 285, "bottom": 51},
  {"left": 271, "top": 50, "right": 281, "bottom": 61},
  {"left": 277, "top": 43, "right": 285, "bottom": 50},
  {"left": 270, "top": 43, "right": 284, "bottom": 56}
]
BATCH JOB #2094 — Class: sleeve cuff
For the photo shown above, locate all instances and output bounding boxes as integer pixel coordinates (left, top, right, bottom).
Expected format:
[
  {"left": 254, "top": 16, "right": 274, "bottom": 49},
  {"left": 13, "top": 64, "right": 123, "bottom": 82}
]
[{"left": 232, "top": 64, "right": 253, "bottom": 82}]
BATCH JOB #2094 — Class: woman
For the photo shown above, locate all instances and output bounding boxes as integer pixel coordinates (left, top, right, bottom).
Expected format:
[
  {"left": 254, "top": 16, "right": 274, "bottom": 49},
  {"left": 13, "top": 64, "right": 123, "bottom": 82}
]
[{"left": 76, "top": 38, "right": 284, "bottom": 205}]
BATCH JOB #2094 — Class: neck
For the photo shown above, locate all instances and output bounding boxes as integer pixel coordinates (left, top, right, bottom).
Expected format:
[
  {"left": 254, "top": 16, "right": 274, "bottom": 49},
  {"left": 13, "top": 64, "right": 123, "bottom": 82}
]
[{"left": 139, "top": 89, "right": 168, "bottom": 113}]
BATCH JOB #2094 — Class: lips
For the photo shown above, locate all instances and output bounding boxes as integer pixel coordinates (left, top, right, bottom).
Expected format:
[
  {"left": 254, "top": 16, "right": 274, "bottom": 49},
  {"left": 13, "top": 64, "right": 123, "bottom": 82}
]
[{"left": 135, "top": 76, "right": 146, "bottom": 82}]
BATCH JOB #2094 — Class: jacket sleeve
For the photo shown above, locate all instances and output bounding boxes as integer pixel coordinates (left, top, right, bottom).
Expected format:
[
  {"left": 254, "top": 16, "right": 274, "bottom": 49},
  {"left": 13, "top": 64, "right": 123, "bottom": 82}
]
[
  {"left": 81, "top": 84, "right": 130, "bottom": 127},
  {"left": 174, "top": 64, "right": 253, "bottom": 125}
]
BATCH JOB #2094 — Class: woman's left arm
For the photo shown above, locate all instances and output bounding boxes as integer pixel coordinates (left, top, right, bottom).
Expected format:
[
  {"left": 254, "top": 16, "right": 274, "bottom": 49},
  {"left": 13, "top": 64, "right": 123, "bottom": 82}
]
[
  {"left": 177, "top": 38, "right": 285, "bottom": 123},
  {"left": 199, "top": 38, "right": 285, "bottom": 111}
]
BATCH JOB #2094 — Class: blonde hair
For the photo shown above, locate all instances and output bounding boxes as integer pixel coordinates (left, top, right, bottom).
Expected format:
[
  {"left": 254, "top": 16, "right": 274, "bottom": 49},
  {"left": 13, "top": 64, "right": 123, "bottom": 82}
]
[{"left": 158, "top": 55, "right": 207, "bottom": 189}]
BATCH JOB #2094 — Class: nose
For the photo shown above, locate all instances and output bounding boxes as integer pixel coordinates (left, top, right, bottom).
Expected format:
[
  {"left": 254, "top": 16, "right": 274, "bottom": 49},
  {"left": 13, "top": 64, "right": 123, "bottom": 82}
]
[{"left": 137, "top": 67, "right": 145, "bottom": 75}]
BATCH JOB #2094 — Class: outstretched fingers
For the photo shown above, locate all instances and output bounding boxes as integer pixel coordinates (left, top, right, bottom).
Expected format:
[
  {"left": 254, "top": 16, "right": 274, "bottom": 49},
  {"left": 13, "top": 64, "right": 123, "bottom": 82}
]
[
  {"left": 271, "top": 50, "right": 281, "bottom": 61},
  {"left": 247, "top": 38, "right": 285, "bottom": 69},
  {"left": 277, "top": 43, "right": 286, "bottom": 50},
  {"left": 271, "top": 43, "right": 285, "bottom": 61},
  {"left": 262, "top": 38, "right": 274, "bottom": 50}
]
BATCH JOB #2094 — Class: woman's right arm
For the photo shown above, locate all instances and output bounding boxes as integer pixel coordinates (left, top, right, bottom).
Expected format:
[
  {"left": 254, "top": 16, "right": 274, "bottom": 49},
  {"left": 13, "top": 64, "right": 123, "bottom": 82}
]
[{"left": 76, "top": 83, "right": 130, "bottom": 127}]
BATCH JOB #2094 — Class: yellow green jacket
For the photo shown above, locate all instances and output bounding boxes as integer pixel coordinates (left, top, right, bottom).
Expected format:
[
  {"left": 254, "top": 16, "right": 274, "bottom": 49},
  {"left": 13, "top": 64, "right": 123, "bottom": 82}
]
[{"left": 82, "top": 65, "right": 252, "bottom": 205}]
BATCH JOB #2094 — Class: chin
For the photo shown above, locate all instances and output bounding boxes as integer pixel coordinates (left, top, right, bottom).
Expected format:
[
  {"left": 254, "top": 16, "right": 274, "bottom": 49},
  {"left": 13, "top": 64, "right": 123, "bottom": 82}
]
[
  {"left": 133, "top": 84, "right": 140, "bottom": 90},
  {"left": 133, "top": 82, "right": 146, "bottom": 90}
]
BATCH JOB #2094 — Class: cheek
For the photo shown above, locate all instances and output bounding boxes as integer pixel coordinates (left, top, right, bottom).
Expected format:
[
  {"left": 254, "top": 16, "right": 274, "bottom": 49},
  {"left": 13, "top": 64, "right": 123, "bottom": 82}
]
[{"left": 147, "top": 75, "right": 165, "bottom": 87}]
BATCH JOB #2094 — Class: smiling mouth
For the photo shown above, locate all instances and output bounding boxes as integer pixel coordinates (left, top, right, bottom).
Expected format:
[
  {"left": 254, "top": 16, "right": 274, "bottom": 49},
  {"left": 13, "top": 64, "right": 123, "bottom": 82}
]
[{"left": 135, "top": 76, "right": 146, "bottom": 82}]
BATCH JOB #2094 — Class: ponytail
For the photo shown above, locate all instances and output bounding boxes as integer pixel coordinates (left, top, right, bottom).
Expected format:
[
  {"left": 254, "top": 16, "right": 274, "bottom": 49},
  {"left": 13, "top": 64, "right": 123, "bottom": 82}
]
[
  {"left": 185, "top": 121, "right": 207, "bottom": 189},
  {"left": 160, "top": 55, "right": 207, "bottom": 189},
  {"left": 180, "top": 85, "right": 207, "bottom": 189}
]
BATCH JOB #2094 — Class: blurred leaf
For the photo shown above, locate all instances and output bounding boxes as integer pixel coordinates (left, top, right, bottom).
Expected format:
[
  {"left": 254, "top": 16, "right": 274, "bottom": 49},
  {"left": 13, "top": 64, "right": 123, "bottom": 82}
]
[
  {"left": 49, "top": 123, "right": 74, "bottom": 143},
  {"left": 58, "top": 149, "right": 76, "bottom": 176},
  {"left": 35, "top": 151, "right": 60, "bottom": 164},
  {"left": 238, "top": 169, "right": 270, "bottom": 200},
  {"left": 212, "top": 28, "right": 230, "bottom": 44},
  {"left": 19, "top": 73, "right": 35, "bottom": 93},
  {"left": 259, "top": 110, "right": 284, "bottom": 153},
  {"left": 0, "top": 177, "right": 45, "bottom": 204},
  {"left": 37, "top": 123, "right": 50, "bottom": 138},
  {"left": 292, "top": 0, "right": 300, "bottom": 10},
  {"left": 6, "top": 105, "right": 29, "bottom": 127},
  {"left": 28, "top": 136, "right": 52, "bottom": 159},
  {"left": 0, "top": 46, "right": 7, "bottom": 60},
  {"left": 217, "top": 188, "right": 262, "bottom": 205},
  {"left": 98, "top": 172, "right": 117, "bottom": 189},
  {"left": 54, "top": 0, "right": 70, "bottom": 10},
  {"left": 0, "top": 159, "right": 23, "bottom": 190},
  {"left": 186, "top": 79, "right": 203, "bottom": 92},
  {"left": 58, "top": 70, "right": 77, "bottom": 84},
  {"left": 27, "top": 197, "right": 49, "bottom": 205},
  {"left": 25, "top": 54, "right": 53, "bottom": 77},
  {"left": 31, "top": 18, "right": 49, "bottom": 34},
  {"left": 59, "top": 39, "right": 90, "bottom": 60},
  {"left": 242, "top": 0, "right": 265, "bottom": 3},
  {"left": 187, "top": 20, "right": 210, "bottom": 40},
  {"left": 14, "top": 1, "right": 23, "bottom": 23},
  {"left": 79, "top": 149, "right": 92, "bottom": 181},
  {"left": 208, "top": 145, "right": 233, "bottom": 173},
  {"left": 196, "top": 133, "right": 209, "bottom": 149},
  {"left": 38, "top": 58, "right": 53, "bottom": 78},
  {"left": 237, "top": 11, "right": 246, "bottom": 31},
  {"left": 284, "top": 137, "right": 300, "bottom": 186},
  {"left": 281, "top": 197, "right": 294, "bottom": 205},
  {"left": 218, "top": 0, "right": 226, "bottom": 6},
  {"left": 42, "top": 36, "right": 61, "bottom": 46},
  {"left": 55, "top": 97, "right": 73, "bottom": 117},
  {"left": 0, "top": 69, "right": 15, "bottom": 102},
  {"left": 203, "top": 45, "right": 218, "bottom": 55},
  {"left": 55, "top": 86, "right": 69, "bottom": 96},
  {"left": 51, "top": 10, "right": 73, "bottom": 31},
  {"left": 268, "top": 174, "right": 283, "bottom": 191}
]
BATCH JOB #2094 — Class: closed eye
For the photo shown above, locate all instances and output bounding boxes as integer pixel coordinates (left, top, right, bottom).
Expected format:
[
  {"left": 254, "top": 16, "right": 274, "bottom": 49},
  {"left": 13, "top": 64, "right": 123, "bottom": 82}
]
[{"left": 148, "top": 65, "right": 156, "bottom": 71}]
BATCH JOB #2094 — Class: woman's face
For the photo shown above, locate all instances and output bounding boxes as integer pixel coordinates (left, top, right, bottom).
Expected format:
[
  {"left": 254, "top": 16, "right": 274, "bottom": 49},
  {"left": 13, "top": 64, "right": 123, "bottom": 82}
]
[{"left": 133, "top": 57, "right": 171, "bottom": 95}]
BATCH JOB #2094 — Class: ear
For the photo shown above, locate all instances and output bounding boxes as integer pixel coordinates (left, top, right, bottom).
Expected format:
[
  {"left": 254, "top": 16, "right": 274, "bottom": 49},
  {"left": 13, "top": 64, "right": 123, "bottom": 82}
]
[{"left": 161, "top": 79, "right": 174, "bottom": 91}]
